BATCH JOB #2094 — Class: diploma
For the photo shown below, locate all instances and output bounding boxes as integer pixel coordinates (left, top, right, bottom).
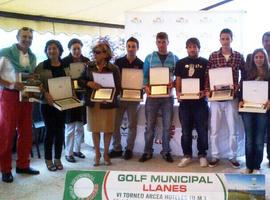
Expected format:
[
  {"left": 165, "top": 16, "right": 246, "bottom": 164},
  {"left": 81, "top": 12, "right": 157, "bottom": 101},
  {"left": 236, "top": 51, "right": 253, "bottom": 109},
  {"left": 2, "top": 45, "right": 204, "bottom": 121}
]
[
  {"left": 92, "top": 72, "right": 115, "bottom": 87},
  {"left": 150, "top": 67, "right": 169, "bottom": 85},
  {"left": 179, "top": 78, "right": 200, "bottom": 100},
  {"left": 122, "top": 68, "right": 143, "bottom": 89}
]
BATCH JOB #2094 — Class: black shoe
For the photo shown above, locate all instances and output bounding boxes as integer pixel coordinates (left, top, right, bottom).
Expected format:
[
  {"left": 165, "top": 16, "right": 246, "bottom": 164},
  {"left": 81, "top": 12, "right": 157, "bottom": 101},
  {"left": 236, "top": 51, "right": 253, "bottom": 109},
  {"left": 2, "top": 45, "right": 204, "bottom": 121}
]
[
  {"left": 73, "top": 152, "right": 85, "bottom": 159},
  {"left": 162, "top": 153, "right": 174, "bottom": 163},
  {"left": 109, "top": 150, "right": 123, "bottom": 158},
  {"left": 123, "top": 150, "right": 133, "bottom": 160},
  {"left": 16, "top": 167, "right": 40, "bottom": 175},
  {"left": 65, "top": 155, "right": 76, "bottom": 163},
  {"left": 139, "top": 153, "right": 153, "bottom": 162},
  {"left": 2, "top": 172, "right": 13, "bottom": 183}
]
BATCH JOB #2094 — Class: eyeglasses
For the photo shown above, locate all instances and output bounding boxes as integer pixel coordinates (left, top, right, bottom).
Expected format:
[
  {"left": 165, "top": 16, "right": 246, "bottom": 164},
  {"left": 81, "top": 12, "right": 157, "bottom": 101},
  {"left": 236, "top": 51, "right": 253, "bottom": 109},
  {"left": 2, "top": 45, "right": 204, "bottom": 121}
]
[{"left": 93, "top": 50, "right": 106, "bottom": 55}]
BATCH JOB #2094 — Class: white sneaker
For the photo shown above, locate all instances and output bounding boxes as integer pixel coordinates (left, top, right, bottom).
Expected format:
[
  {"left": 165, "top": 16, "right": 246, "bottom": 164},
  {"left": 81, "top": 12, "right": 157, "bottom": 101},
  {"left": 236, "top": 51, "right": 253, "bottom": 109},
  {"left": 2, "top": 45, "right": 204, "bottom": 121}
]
[
  {"left": 199, "top": 157, "right": 208, "bottom": 167},
  {"left": 252, "top": 169, "right": 261, "bottom": 174},
  {"left": 240, "top": 168, "right": 252, "bottom": 174},
  {"left": 177, "top": 157, "right": 192, "bottom": 167}
]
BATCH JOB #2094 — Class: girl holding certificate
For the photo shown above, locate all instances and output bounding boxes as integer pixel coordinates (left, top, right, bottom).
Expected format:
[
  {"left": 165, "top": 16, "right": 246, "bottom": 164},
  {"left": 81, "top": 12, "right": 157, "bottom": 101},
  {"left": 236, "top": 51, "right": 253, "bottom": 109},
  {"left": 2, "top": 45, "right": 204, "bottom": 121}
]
[
  {"left": 239, "top": 48, "right": 270, "bottom": 174},
  {"left": 79, "top": 42, "right": 121, "bottom": 166}
]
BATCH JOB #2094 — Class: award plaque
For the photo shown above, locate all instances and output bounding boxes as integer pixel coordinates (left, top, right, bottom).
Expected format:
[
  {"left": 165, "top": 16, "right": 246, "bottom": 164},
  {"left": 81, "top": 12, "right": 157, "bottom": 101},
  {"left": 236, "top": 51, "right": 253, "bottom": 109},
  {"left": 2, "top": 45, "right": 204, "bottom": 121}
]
[
  {"left": 208, "top": 67, "right": 234, "bottom": 101},
  {"left": 239, "top": 81, "right": 268, "bottom": 113},
  {"left": 151, "top": 85, "right": 168, "bottom": 95},
  {"left": 18, "top": 73, "right": 41, "bottom": 102},
  {"left": 120, "top": 68, "right": 143, "bottom": 101},
  {"left": 239, "top": 102, "right": 267, "bottom": 113},
  {"left": 209, "top": 88, "right": 233, "bottom": 101},
  {"left": 179, "top": 93, "right": 200, "bottom": 100},
  {"left": 91, "top": 88, "right": 115, "bottom": 102},
  {"left": 149, "top": 67, "right": 170, "bottom": 97},
  {"left": 122, "top": 89, "right": 142, "bottom": 100},
  {"left": 91, "top": 72, "right": 116, "bottom": 103},
  {"left": 48, "top": 76, "right": 83, "bottom": 111}
]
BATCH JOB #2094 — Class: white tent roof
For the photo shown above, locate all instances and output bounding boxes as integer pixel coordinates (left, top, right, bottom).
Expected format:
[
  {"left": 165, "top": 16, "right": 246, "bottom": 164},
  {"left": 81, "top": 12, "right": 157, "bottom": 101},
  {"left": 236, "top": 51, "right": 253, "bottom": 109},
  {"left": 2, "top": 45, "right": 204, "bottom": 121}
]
[{"left": 0, "top": 0, "right": 242, "bottom": 25}]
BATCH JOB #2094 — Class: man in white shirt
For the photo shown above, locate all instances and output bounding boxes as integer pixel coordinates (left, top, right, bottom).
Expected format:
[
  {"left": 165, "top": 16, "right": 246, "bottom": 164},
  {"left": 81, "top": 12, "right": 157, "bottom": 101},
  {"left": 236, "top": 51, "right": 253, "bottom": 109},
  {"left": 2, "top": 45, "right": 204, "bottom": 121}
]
[{"left": 0, "top": 27, "right": 40, "bottom": 183}]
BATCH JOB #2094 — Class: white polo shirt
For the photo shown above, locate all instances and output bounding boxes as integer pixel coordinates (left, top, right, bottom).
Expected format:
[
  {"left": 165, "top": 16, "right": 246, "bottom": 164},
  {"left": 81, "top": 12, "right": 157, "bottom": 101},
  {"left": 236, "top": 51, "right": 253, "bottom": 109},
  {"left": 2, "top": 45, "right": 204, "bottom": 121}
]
[{"left": 0, "top": 52, "right": 30, "bottom": 89}]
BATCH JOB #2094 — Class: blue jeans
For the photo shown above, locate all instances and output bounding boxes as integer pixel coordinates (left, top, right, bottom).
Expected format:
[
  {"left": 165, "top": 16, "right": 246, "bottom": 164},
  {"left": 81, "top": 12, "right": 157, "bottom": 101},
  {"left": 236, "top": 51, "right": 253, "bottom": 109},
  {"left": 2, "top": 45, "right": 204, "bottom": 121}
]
[
  {"left": 242, "top": 113, "right": 267, "bottom": 170},
  {"left": 179, "top": 100, "right": 209, "bottom": 157},
  {"left": 267, "top": 111, "right": 270, "bottom": 162},
  {"left": 143, "top": 97, "right": 174, "bottom": 155}
]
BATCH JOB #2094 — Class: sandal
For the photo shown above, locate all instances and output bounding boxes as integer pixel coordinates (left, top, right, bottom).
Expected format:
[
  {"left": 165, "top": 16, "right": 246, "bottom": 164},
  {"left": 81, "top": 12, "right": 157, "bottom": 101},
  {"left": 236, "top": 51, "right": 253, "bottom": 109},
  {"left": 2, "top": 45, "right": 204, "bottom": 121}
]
[
  {"left": 45, "top": 160, "right": 57, "bottom": 171},
  {"left": 54, "top": 159, "right": 64, "bottom": 170},
  {"left": 104, "top": 154, "right": 112, "bottom": 166},
  {"left": 93, "top": 153, "right": 101, "bottom": 167}
]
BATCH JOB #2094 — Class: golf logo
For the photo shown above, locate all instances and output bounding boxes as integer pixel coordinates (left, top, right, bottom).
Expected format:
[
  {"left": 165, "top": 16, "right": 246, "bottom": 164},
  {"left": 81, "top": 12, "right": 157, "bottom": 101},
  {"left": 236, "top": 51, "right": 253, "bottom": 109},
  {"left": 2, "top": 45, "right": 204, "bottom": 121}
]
[
  {"left": 69, "top": 173, "right": 98, "bottom": 200},
  {"left": 64, "top": 171, "right": 265, "bottom": 200}
]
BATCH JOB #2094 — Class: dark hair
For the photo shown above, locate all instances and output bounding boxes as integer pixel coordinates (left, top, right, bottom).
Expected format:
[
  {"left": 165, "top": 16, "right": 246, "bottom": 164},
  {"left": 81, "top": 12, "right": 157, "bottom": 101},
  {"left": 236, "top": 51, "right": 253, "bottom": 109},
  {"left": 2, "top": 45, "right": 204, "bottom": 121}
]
[
  {"left": 220, "top": 28, "right": 233, "bottom": 39},
  {"left": 186, "top": 37, "right": 201, "bottom": 49},
  {"left": 262, "top": 31, "right": 270, "bottom": 42},
  {"left": 16, "top": 27, "right": 33, "bottom": 39},
  {"left": 126, "top": 37, "right": 139, "bottom": 48},
  {"left": 68, "top": 38, "right": 83, "bottom": 49},
  {"left": 246, "top": 48, "right": 269, "bottom": 80},
  {"left": 92, "top": 41, "right": 112, "bottom": 62},
  {"left": 156, "top": 32, "right": 168, "bottom": 40},
  {"left": 44, "top": 40, "right": 64, "bottom": 58}
]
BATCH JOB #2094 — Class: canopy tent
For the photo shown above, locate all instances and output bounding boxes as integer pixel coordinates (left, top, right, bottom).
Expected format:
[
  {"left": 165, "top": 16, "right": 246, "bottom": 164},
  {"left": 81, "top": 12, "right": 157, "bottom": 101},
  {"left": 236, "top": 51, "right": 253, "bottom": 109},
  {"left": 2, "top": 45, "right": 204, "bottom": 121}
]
[
  {"left": 0, "top": 0, "right": 246, "bottom": 35},
  {"left": 1, "top": 0, "right": 270, "bottom": 60}
]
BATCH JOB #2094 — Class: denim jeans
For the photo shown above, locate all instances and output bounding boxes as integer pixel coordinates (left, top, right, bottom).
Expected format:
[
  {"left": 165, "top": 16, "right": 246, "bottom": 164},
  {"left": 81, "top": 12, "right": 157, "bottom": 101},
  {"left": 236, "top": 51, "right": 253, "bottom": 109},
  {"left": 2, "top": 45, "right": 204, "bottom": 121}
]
[
  {"left": 143, "top": 97, "right": 174, "bottom": 155},
  {"left": 179, "top": 100, "right": 209, "bottom": 157},
  {"left": 242, "top": 112, "right": 267, "bottom": 170},
  {"left": 267, "top": 111, "right": 270, "bottom": 161}
]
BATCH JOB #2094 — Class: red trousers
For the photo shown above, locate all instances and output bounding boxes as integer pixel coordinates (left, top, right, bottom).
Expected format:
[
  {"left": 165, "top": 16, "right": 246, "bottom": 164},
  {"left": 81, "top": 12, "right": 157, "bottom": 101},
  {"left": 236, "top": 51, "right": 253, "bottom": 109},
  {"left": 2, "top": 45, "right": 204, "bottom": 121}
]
[{"left": 0, "top": 89, "right": 32, "bottom": 173}]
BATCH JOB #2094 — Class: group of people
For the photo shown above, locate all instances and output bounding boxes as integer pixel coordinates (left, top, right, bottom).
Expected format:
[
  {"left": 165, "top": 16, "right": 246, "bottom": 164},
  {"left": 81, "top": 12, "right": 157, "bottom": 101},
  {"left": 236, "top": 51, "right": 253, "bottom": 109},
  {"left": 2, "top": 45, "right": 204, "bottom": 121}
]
[{"left": 0, "top": 26, "right": 270, "bottom": 184}]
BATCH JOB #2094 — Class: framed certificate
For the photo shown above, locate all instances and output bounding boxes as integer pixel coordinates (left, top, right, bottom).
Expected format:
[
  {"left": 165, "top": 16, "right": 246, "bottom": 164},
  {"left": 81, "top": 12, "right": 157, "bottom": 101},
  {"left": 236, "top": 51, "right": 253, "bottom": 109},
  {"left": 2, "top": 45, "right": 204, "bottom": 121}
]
[
  {"left": 120, "top": 68, "right": 143, "bottom": 101},
  {"left": 48, "top": 76, "right": 83, "bottom": 111},
  {"left": 91, "top": 88, "right": 115, "bottom": 103},
  {"left": 121, "top": 89, "right": 143, "bottom": 101},
  {"left": 239, "top": 81, "right": 268, "bottom": 113},
  {"left": 179, "top": 78, "right": 200, "bottom": 100},
  {"left": 149, "top": 67, "right": 170, "bottom": 97},
  {"left": 208, "top": 67, "right": 234, "bottom": 101},
  {"left": 91, "top": 72, "right": 116, "bottom": 103}
]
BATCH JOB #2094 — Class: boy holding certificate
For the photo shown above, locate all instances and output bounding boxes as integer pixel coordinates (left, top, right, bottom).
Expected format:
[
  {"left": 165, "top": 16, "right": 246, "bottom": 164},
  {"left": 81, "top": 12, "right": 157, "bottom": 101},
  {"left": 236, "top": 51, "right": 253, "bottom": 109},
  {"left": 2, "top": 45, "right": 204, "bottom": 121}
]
[
  {"left": 139, "top": 32, "right": 178, "bottom": 163},
  {"left": 205, "top": 28, "right": 245, "bottom": 168},
  {"left": 109, "top": 37, "right": 144, "bottom": 160},
  {"left": 175, "top": 38, "right": 209, "bottom": 167}
]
